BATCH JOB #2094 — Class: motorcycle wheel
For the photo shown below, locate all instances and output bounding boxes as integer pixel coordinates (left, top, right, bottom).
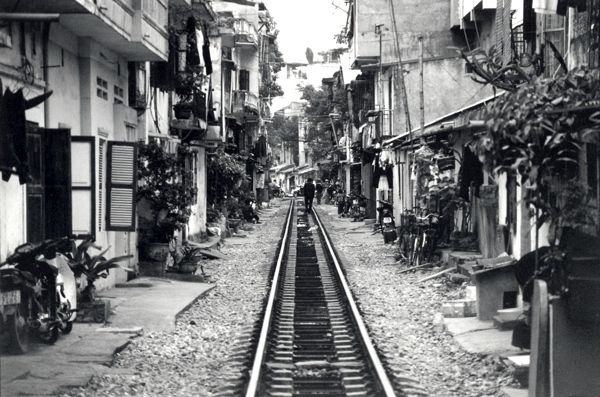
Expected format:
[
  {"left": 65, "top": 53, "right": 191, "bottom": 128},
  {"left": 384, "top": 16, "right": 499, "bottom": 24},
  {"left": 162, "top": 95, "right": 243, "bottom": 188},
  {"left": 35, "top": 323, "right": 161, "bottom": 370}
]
[
  {"left": 37, "top": 327, "right": 59, "bottom": 345},
  {"left": 7, "top": 303, "right": 31, "bottom": 354},
  {"left": 61, "top": 321, "right": 73, "bottom": 334}
]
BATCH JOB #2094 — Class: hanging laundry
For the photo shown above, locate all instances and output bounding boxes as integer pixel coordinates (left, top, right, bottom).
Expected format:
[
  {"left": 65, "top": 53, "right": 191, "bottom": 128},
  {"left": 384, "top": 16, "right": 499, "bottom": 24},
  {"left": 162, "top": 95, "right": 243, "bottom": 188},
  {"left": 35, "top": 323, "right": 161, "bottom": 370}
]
[
  {"left": 186, "top": 17, "right": 202, "bottom": 67},
  {"left": 0, "top": 81, "right": 52, "bottom": 184},
  {"left": 202, "top": 25, "right": 213, "bottom": 75}
]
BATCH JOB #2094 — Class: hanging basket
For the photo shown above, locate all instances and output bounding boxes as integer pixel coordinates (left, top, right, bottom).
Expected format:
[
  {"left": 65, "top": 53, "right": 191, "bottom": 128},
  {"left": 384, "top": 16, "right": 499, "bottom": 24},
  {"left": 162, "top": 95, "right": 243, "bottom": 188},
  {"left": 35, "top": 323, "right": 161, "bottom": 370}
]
[{"left": 173, "top": 101, "right": 194, "bottom": 120}]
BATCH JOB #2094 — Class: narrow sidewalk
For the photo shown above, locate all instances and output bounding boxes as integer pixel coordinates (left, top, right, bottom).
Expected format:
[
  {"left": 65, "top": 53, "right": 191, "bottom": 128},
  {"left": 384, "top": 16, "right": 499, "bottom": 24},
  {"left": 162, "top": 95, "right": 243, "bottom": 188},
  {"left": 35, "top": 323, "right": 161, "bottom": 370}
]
[{"left": 1, "top": 277, "right": 213, "bottom": 396}]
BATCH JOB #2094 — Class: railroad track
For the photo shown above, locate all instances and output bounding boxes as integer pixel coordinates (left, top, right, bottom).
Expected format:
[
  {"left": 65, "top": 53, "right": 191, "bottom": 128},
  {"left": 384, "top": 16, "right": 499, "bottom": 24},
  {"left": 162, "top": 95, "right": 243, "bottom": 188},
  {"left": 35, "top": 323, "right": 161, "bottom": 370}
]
[{"left": 242, "top": 199, "right": 398, "bottom": 397}]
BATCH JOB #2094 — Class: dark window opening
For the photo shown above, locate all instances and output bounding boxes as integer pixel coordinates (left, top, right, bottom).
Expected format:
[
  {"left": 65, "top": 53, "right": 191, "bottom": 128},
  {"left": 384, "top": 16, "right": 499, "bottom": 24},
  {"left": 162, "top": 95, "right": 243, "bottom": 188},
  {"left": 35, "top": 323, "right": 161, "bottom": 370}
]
[{"left": 239, "top": 69, "right": 250, "bottom": 91}]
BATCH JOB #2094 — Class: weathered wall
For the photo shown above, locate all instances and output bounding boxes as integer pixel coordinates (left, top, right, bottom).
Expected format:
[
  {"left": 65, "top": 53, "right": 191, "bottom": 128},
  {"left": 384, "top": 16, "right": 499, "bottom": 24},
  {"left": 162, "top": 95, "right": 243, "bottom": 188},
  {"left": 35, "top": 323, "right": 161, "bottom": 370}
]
[
  {"left": 352, "top": 0, "right": 458, "bottom": 64},
  {"left": 188, "top": 148, "right": 208, "bottom": 239},
  {"left": 47, "top": 24, "right": 81, "bottom": 131}
]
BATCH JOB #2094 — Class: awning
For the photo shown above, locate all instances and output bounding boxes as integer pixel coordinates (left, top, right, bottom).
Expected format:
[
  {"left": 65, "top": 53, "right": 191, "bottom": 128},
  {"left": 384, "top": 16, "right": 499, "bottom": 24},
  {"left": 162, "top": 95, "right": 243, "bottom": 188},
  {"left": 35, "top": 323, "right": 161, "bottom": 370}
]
[
  {"left": 383, "top": 92, "right": 504, "bottom": 148},
  {"left": 270, "top": 163, "right": 295, "bottom": 173},
  {"left": 298, "top": 166, "right": 317, "bottom": 175}
]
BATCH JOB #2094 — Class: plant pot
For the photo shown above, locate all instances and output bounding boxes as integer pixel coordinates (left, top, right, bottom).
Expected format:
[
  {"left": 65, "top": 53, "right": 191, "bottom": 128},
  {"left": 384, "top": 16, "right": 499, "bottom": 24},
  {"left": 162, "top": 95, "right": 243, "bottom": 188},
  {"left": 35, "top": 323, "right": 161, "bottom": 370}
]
[
  {"left": 140, "top": 242, "right": 170, "bottom": 262},
  {"left": 173, "top": 102, "right": 193, "bottom": 119}
]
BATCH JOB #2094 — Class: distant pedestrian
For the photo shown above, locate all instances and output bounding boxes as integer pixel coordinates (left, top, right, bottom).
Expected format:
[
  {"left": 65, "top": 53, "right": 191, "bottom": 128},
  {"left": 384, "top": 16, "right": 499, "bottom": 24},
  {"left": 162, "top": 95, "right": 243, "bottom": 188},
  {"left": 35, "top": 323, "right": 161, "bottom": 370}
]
[
  {"left": 315, "top": 180, "right": 323, "bottom": 205},
  {"left": 303, "top": 178, "right": 316, "bottom": 212},
  {"left": 242, "top": 199, "right": 261, "bottom": 224}
]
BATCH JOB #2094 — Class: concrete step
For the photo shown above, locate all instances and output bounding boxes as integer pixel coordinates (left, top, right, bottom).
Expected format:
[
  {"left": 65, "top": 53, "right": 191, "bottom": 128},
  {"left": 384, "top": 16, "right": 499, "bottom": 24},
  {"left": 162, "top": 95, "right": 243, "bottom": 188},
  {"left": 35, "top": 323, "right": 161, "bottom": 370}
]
[
  {"left": 493, "top": 308, "right": 525, "bottom": 330},
  {"left": 506, "top": 355, "right": 530, "bottom": 388},
  {"left": 501, "top": 387, "right": 528, "bottom": 397}
]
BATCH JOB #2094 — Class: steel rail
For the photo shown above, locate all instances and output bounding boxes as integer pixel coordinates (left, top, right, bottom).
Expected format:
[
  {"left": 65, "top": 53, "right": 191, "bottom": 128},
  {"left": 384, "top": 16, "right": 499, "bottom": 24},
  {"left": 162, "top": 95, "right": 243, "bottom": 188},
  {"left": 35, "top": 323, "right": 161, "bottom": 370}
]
[
  {"left": 245, "top": 199, "right": 295, "bottom": 397},
  {"left": 311, "top": 208, "right": 397, "bottom": 397}
]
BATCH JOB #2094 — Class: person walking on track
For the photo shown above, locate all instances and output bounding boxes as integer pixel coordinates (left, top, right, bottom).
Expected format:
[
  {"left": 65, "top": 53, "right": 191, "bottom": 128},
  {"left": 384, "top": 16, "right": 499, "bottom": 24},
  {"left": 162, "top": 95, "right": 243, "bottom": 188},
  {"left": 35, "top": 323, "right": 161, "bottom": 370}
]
[
  {"left": 303, "top": 178, "right": 316, "bottom": 212},
  {"left": 315, "top": 180, "right": 323, "bottom": 205}
]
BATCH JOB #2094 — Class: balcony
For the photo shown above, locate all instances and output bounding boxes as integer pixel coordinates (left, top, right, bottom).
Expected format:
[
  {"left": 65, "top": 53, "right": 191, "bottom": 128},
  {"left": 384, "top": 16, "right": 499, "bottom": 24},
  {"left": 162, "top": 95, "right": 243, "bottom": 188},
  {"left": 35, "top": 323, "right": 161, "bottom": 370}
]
[
  {"left": 232, "top": 90, "right": 259, "bottom": 121},
  {"left": 2, "top": 0, "right": 167, "bottom": 61},
  {"left": 131, "top": 0, "right": 169, "bottom": 61},
  {"left": 234, "top": 18, "right": 258, "bottom": 48}
]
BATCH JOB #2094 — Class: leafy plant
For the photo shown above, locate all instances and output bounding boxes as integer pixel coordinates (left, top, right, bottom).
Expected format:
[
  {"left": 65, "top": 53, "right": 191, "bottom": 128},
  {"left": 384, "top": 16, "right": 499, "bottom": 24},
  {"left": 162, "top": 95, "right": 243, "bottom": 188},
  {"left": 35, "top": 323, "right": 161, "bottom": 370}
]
[
  {"left": 137, "top": 141, "right": 198, "bottom": 242},
  {"left": 475, "top": 67, "right": 600, "bottom": 232},
  {"left": 67, "top": 239, "right": 133, "bottom": 302},
  {"left": 207, "top": 150, "right": 248, "bottom": 206}
]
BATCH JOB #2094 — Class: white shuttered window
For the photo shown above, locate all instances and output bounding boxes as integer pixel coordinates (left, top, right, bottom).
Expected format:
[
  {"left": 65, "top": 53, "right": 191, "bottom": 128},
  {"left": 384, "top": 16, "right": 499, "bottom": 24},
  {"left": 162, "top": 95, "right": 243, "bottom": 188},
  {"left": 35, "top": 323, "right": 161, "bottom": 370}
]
[{"left": 106, "top": 142, "right": 138, "bottom": 231}]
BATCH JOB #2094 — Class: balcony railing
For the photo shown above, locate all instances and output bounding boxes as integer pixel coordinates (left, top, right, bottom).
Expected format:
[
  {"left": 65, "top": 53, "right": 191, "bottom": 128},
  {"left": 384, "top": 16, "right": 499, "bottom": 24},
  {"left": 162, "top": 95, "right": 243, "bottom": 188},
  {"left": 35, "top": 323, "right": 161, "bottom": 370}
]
[
  {"left": 131, "top": 0, "right": 169, "bottom": 61},
  {"left": 4, "top": 0, "right": 169, "bottom": 61},
  {"left": 234, "top": 18, "right": 258, "bottom": 48},
  {"left": 232, "top": 90, "right": 259, "bottom": 119}
]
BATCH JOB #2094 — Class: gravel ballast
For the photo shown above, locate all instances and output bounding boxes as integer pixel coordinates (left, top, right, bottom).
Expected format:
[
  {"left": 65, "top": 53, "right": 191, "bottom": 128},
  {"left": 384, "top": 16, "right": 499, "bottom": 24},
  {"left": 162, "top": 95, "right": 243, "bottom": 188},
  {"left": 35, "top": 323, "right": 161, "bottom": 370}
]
[{"left": 316, "top": 205, "right": 517, "bottom": 397}]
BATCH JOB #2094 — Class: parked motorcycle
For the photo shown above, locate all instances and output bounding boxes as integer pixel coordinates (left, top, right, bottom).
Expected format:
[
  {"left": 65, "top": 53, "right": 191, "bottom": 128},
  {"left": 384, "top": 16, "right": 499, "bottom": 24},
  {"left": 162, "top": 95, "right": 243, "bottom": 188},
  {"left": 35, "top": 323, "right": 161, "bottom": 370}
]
[
  {"left": 349, "top": 194, "right": 367, "bottom": 222},
  {"left": 47, "top": 251, "right": 77, "bottom": 334},
  {"left": 0, "top": 238, "right": 72, "bottom": 353},
  {"left": 377, "top": 199, "right": 397, "bottom": 244}
]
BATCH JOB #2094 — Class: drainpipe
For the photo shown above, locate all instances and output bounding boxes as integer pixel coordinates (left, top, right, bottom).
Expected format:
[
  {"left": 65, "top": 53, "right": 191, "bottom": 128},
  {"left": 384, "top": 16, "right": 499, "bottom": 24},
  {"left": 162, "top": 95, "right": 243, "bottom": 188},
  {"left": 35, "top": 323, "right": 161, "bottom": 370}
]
[{"left": 41, "top": 19, "right": 59, "bottom": 128}]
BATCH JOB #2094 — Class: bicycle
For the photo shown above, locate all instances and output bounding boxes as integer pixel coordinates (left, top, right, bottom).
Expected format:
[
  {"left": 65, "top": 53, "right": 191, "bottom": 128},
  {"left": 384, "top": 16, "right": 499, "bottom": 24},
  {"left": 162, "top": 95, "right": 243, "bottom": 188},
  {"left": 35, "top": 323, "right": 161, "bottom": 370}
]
[
  {"left": 397, "top": 209, "right": 416, "bottom": 261},
  {"left": 412, "top": 212, "right": 440, "bottom": 267}
]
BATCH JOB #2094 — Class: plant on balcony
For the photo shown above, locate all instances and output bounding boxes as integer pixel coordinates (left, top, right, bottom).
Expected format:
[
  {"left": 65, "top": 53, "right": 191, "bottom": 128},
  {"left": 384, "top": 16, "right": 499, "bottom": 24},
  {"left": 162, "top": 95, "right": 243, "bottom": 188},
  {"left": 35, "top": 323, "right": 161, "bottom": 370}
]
[{"left": 137, "top": 141, "right": 197, "bottom": 245}]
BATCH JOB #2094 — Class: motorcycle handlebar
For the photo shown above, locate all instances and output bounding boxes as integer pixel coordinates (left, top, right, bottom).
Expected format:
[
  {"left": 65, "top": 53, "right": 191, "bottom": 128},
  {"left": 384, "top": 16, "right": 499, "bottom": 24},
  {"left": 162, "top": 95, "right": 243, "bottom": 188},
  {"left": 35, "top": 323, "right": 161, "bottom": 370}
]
[{"left": 5, "top": 236, "right": 73, "bottom": 265}]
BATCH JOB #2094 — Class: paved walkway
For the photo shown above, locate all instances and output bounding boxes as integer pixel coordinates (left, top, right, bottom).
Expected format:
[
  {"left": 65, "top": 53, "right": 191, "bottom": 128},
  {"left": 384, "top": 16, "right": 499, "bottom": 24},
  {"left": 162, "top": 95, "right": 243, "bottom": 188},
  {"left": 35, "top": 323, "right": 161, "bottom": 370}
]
[{"left": 1, "top": 277, "right": 213, "bottom": 396}]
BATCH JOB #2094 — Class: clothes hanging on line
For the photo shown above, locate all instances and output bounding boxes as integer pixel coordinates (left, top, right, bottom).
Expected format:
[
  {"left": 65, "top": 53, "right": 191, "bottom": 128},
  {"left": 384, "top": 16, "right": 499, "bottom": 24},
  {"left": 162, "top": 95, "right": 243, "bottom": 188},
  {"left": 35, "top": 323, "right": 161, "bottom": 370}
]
[{"left": 458, "top": 145, "right": 484, "bottom": 201}]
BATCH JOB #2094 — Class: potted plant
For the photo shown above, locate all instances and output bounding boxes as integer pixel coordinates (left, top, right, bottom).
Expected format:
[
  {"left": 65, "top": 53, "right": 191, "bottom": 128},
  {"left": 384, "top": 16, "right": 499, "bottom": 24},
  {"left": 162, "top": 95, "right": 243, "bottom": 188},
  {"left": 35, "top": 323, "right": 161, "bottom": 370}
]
[
  {"left": 137, "top": 141, "right": 197, "bottom": 264},
  {"left": 67, "top": 238, "right": 133, "bottom": 323}
]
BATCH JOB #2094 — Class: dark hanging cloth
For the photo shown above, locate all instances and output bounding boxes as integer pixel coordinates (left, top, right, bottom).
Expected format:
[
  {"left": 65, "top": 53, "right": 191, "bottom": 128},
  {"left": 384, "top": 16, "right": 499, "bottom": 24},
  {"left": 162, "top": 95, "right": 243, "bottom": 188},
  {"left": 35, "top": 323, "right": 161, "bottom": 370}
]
[
  {"left": 186, "top": 17, "right": 201, "bottom": 67},
  {"left": 557, "top": 0, "right": 568, "bottom": 15},
  {"left": 254, "top": 136, "right": 267, "bottom": 158},
  {"left": 557, "top": 0, "right": 586, "bottom": 14},
  {"left": 202, "top": 25, "right": 212, "bottom": 75},
  {"left": 522, "top": 0, "right": 536, "bottom": 43},
  {"left": 0, "top": 83, "right": 51, "bottom": 184},
  {"left": 361, "top": 146, "right": 376, "bottom": 164},
  {"left": 371, "top": 155, "right": 393, "bottom": 189},
  {"left": 458, "top": 145, "right": 483, "bottom": 201}
]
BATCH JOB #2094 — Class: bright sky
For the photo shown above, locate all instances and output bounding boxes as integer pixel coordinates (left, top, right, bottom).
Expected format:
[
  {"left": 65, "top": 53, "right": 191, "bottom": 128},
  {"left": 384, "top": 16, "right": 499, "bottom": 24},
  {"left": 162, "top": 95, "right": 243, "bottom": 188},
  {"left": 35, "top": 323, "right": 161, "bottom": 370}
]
[{"left": 262, "top": 0, "right": 348, "bottom": 64}]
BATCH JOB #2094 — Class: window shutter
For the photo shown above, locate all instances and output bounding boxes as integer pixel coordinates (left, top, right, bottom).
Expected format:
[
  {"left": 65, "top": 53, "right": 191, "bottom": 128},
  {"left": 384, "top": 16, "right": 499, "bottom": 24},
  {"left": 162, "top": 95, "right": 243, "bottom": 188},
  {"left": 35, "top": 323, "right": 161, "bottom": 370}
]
[
  {"left": 98, "top": 139, "right": 105, "bottom": 231},
  {"left": 71, "top": 137, "right": 95, "bottom": 238},
  {"left": 106, "top": 141, "right": 137, "bottom": 231}
]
